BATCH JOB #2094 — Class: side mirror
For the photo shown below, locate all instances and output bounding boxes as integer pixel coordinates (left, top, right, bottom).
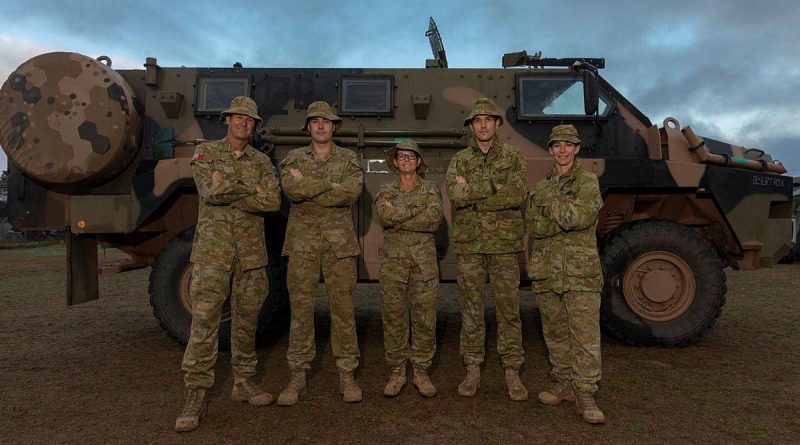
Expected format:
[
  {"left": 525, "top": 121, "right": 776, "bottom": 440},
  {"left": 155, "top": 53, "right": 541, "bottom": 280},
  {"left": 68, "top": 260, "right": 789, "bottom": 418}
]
[{"left": 583, "top": 69, "right": 599, "bottom": 115}]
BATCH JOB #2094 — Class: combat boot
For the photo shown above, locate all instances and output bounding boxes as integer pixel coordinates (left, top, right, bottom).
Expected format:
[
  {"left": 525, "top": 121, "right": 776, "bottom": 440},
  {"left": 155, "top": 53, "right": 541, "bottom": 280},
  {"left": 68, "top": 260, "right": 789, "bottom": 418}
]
[
  {"left": 174, "top": 388, "right": 207, "bottom": 433},
  {"left": 339, "top": 371, "right": 363, "bottom": 403},
  {"left": 231, "top": 380, "right": 274, "bottom": 406},
  {"left": 458, "top": 365, "right": 481, "bottom": 397},
  {"left": 504, "top": 368, "right": 528, "bottom": 401},
  {"left": 412, "top": 368, "right": 436, "bottom": 398},
  {"left": 575, "top": 391, "right": 606, "bottom": 424},
  {"left": 537, "top": 379, "right": 575, "bottom": 405},
  {"left": 383, "top": 366, "right": 407, "bottom": 397},
  {"left": 277, "top": 371, "right": 306, "bottom": 406}
]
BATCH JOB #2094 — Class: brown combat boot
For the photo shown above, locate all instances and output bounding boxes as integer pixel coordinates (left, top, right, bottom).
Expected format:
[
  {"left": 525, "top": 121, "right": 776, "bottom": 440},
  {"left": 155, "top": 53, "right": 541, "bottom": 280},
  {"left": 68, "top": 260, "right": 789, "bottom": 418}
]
[
  {"left": 537, "top": 379, "right": 575, "bottom": 405},
  {"left": 383, "top": 366, "right": 407, "bottom": 397},
  {"left": 413, "top": 368, "right": 437, "bottom": 398},
  {"left": 231, "top": 380, "right": 274, "bottom": 406},
  {"left": 174, "top": 388, "right": 207, "bottom": 433},
  {"left": 339, "top": 371, "right": 363, "bottom": 403},
  {"left": 458, "top": 365, "right": 481, "bottom": 397},
  {"left": 504, "top": 368, "right": 528, "bottom": 401},
  {"left": 575, "top": 391, "right": 606, "bottom": 424},
  {"left": 277, "top": 371, "right": 306, "bottom": 406}
]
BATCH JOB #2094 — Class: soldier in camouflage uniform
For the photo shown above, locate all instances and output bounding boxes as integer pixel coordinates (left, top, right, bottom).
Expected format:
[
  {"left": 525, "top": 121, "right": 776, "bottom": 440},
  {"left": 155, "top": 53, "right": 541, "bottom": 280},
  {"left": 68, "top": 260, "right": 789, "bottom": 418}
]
[
  {"left": 527, "top": 124, "right": 605, "bottom": 424},
  {"left": 445, "top": 98, "right": 528, "bottom": 401},
  {"left": 175, "top": 96, "right": 282, "bottom": 432},
  {"left": 376, "top": 140, "right": 442, "bottom": 398},
  {"left": 277, "top": 101, "right": 364, "bottom": 405}
]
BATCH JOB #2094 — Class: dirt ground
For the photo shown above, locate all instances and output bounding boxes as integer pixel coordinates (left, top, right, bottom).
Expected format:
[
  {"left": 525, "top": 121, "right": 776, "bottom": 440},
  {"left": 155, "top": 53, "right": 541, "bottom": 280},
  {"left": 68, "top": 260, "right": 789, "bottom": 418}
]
[{"left": 0, "top": 245, "right": 798, "bottom": 445}]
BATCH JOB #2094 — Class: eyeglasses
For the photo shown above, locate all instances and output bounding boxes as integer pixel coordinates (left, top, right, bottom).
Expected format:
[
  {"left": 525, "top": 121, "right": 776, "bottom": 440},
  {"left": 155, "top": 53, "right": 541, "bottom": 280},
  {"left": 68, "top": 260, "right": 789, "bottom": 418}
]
[{"left": 395, "top": 154, "right": 418, "bottom": 161}]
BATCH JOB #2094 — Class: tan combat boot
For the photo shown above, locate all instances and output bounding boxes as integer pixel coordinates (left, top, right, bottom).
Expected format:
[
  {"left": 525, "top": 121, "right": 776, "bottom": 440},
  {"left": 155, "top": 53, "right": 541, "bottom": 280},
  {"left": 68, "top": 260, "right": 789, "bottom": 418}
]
[
  {"left": 231, "top": 380, "right": 274, "bottom": 406},
  {"left": 277, "top": 371, "right": 306, "bottom": 406},
  {"left": 174, "top": 388, "right": 207, "bottom": 433},
  {"left": 575, "top": 391, "right": 606, "bottom": 424},
  {"left": 383, "top": 366, "right": 407, "bottom": 397},
  {"left": 504, "top": 368, "right": 528, "bottom": 401},
  {"left": 537, "top": 379, "right": 575, "bottom": 405},
  {"left": 413, "top": 368, "right": 437, "bottom": 398},
  {"left": 339, "top": 371, "right": 363, "bottom": 403},
  {"left": 458, "top": 365, "right": 481, "bottom": 397}
]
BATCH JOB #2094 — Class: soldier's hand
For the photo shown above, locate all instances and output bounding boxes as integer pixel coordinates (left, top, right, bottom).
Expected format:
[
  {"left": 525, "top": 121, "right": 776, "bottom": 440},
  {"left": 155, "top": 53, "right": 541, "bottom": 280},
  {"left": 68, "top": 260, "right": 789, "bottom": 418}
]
[
  {"left": 331, "top": 182, "right": 341, "bottom": 188},
  {"left": 212, "top": 171, "right": 222, "bottom": 181},
  {"left": 290, "top": 168, "right": 304, "bottom": 179},
  {"left": 496, "top": 183, "right": 504, "bottom": 191},
  {"left": 456, "top": 176, "right": 467, "bottom": 184},
  {"left": 255, "top": 185, "right": 264, "bottom": 193}
]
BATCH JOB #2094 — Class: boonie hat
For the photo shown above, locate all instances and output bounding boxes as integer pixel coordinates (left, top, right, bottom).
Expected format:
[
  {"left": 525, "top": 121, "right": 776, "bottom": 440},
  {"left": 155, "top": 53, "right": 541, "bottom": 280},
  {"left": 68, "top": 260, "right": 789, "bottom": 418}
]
[
  {"left": 220, "top": 96, "right": 262, "bottom": 124},
  {"left": 464, "top": 97, "right": 504, "bottom": 127},
  {"left": 548, "top": 124, "right": 581, "bottom": 145},
  {"left": 303, "top": 101, "right": 343, "bottom": 132},
  {"left": 385, "top": 139, "right": 427, "bottom": 174}
]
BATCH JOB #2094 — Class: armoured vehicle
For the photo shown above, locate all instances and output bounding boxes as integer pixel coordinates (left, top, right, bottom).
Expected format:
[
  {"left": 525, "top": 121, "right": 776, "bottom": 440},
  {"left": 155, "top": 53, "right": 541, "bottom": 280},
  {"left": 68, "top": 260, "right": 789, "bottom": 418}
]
[{"left": 0, "top": 20, "right": 793, "bottom": 347}]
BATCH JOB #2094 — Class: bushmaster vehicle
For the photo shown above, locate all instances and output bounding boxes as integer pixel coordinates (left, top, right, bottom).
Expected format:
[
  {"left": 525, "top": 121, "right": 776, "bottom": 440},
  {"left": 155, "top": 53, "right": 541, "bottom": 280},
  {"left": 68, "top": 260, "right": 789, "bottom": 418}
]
[{"left": 0, "top": 20, "right": 793, "bottom": 348}]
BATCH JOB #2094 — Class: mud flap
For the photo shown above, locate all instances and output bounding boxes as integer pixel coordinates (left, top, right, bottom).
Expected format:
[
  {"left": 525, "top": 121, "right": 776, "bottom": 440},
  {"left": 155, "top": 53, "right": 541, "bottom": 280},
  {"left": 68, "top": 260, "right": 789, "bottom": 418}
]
[{"left": 67, "top": 232, "right": 99, "bottom": 305}]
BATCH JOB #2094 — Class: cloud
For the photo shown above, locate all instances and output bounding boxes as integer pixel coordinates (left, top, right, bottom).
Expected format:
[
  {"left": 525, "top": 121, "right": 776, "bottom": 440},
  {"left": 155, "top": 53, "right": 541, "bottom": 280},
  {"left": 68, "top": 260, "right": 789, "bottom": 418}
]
[{"left": 0, "top": 0, "right": 798, "bottom": 176}]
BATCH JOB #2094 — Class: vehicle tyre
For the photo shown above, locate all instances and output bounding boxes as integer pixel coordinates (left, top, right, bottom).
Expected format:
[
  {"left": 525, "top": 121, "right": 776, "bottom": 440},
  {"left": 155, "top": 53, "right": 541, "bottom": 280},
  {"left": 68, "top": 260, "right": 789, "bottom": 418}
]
[
  {"left": 257, "top": 212, "right": 290, "bottom": 341},
  {"left": 599, "top": 220, "right": 726, "bottom": 346},
  {"left": 148, "top": 227, "right": 230, "bottom": 348},
  {"left": 148, "top": 224, "right": 289, "bottom": 349}
]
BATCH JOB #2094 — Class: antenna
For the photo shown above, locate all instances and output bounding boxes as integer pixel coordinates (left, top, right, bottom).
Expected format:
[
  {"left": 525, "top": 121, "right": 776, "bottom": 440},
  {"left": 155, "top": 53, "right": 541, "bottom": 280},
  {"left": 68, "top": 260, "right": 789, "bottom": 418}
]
[{"left": 426, "top": 17, "right": 448, "bottom": 68}]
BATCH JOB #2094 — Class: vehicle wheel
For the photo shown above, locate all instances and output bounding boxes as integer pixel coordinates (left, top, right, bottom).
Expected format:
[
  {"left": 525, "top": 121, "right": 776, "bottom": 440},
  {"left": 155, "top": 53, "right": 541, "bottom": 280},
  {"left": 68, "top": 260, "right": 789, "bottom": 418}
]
[
  {"left": 148, "top": 224, "right": 289, "bottom": 349},
  {"left": 148, "top": 228, "right": 230, "bottom": 347},
  {"left": 600, "top": 220, "right": 727, "bottom": 346},
  {"left": 257, "top": 212, "right": 290, "bottom": 341}
]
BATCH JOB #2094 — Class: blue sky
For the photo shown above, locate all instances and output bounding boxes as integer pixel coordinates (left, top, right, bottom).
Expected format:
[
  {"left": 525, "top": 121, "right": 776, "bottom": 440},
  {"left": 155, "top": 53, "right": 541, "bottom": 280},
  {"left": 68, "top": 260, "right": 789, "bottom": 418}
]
[{"left": 1, "top": 0, "right": 798, "bottom": 176}]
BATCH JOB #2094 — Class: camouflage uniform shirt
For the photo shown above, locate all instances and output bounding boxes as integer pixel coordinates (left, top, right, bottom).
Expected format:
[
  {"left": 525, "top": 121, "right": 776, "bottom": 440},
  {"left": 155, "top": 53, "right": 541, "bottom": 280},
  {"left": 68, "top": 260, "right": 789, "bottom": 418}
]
[
  {"left": 280, "top": 144, "right": 363, "bottom": 258},
  {"left": 526, "top": 162, "right": 604, "bottom": 293},
  {"left": 376, "top": 178, "right": 443, "bottom": 282},
  {"left": 190, "top": 138, "right": 281, "bottom": 269},
  {"left": 445, "top": 137, "right": 527, "bottom": 254}
]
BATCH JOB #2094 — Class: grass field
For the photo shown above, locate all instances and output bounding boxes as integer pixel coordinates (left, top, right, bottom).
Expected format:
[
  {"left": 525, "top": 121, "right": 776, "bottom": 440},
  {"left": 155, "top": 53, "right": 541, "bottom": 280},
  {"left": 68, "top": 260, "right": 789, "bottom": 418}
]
[{"left": 0, "top": 246, "right": 798, "bottom": 444}]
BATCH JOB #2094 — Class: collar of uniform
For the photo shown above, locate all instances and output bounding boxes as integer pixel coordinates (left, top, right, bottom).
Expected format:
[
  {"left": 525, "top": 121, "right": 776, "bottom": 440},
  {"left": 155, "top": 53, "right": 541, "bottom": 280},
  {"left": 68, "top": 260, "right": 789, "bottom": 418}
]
[
  {"left": 468, "top": 136, "right": 502, "bottom": 159},
  {"left": 220, "top": 138, "right": 254, "bottom": 159},
  {"left": 300, "top": 143, "right": 343, "bottom": 160},
  {"left": 393, "top": 176, "right": 423, "bottom": 192},
  {"left": 547, "top": 160, "right": 583, "bottom": 181}
]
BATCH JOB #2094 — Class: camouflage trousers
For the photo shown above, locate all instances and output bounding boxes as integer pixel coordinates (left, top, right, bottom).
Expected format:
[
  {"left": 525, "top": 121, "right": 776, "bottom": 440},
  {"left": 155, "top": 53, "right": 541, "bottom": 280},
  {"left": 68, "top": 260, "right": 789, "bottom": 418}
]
[
  {"left": 285, "top": 240, "right": 360, "bottom": 372},
  {"left": 457, "top": 253, "right": 524, "bottom": 369},
  {"left": 537, "top": 290, "right": 602, "bottom": 394},
  {"left": 182, "top": 262, "right": 267, "bottom": 390},
  {"left": 380, "top": 262, "right": 438, "bottom": 370}
]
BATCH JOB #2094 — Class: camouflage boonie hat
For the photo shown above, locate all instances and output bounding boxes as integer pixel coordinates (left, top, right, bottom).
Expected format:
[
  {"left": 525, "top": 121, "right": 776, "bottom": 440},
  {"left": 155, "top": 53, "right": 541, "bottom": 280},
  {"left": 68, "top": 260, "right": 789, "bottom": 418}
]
[
  {"left": 303, "top": 100, "right": 343, "bottom": 132},
  {"left": 385, "top": 139, "right": 427, "bottom": 174},
  {"left": 548, "top": 124, "right": 582, "bottom": 145},
  {"left": 463, "top": 97, "right": 504, "bottom": 127},
  {"left": 220, "top": 96, "right": 262, "bottom": 124}
]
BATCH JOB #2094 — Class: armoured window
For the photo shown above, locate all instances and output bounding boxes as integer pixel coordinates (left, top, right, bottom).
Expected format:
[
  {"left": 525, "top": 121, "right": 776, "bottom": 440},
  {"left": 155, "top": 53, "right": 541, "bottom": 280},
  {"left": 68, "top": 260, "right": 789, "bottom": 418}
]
[
  {"left": 517, "top": 76, "right": 609, "bottom": 118},
  {"left": 195, "top": 77, "right": 251, "bottom": 114},
  {"left": 340, "top": 76, "right": 394, "bottom": 116}
]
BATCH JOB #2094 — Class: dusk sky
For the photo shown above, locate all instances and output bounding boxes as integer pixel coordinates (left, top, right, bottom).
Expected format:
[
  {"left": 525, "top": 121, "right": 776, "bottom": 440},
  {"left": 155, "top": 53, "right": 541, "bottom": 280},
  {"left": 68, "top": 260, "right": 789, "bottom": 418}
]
[{"left": 1, "top": 0, "right": 798, "bottom": 175}]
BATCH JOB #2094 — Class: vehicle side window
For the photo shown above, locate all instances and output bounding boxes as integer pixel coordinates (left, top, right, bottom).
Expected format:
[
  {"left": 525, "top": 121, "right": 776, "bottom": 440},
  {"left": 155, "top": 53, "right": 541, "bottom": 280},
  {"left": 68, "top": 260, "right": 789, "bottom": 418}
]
[
  {"left": 517, "top": 76, "right": 609, "bottom": 118},
  {"left": 195, "top": 76, "right": 251, "bottom": 114},
  {"left": 339, "top": 76, "right": 394, "bottom": 116}
]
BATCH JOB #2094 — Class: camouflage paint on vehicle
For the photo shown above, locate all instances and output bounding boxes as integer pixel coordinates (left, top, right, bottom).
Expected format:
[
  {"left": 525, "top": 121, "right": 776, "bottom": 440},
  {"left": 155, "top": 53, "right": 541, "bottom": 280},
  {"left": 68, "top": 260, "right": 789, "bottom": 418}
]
[{"left": 0, "top": 31, "right": 793, "bottom": 346}]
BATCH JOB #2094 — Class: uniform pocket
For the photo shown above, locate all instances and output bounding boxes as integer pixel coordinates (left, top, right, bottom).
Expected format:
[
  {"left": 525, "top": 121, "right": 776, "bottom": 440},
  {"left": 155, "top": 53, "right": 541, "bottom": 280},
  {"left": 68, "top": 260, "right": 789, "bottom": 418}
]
[
  {"left": 495, "top": 211, "right": 524, "bottom": 240},
  {"left": 527, "top": 242, "right": 549, "bottom": 281},
  {"left": 452, "top": 210, "right": 479, "bottom": 243},
  {"left": 563, "top": 244, "right": 601, "bottom": 278},
  {"left": 380, "top": 248, "right": 411, "bottom": 283}
]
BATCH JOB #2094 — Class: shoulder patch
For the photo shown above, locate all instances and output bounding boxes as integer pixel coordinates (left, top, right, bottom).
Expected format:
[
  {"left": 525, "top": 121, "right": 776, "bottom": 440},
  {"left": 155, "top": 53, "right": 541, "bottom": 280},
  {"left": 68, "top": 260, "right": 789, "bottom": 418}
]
[{"left": 192, "top": 147, "right": 208, "bottom": 162}]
